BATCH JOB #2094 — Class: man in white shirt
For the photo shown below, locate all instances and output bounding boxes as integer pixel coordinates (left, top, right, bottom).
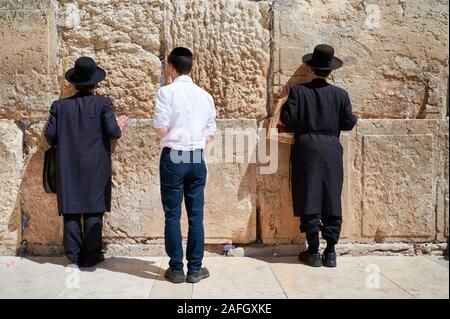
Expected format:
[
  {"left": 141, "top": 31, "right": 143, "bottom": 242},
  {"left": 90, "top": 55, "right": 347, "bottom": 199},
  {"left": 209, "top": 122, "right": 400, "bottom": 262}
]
[{"left": 154, "top": 47, "right": 216, "bottom": 284}]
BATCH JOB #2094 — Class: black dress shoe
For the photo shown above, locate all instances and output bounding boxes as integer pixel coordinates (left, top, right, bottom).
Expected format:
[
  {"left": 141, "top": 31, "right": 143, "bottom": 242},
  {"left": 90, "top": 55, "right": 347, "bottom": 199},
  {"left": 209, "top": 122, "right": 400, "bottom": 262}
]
[
  {"left": 322, "top": 252, "right": 337, "bottom": 267},
  {"left": 186, "top": 267, "right": 210, "bottom": 283},
  {"left": 298, "top": 251, "right": 322, "bottom": 267},
  {"left": 164, "top": 268, "right": 185, "bottom": 284}
]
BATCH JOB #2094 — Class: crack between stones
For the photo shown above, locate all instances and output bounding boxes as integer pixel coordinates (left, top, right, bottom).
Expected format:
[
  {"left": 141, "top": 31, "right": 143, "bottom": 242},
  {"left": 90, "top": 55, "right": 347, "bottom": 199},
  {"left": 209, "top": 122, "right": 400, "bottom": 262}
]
[
  {"left": 417, "top": 79, "right": 430, "bottom": 119},
  {"left": 358, "top": 256, "right": 416, "bottom": 298},
  {"left": 266, "top": 0, "right": 274, "bottom": 118}
]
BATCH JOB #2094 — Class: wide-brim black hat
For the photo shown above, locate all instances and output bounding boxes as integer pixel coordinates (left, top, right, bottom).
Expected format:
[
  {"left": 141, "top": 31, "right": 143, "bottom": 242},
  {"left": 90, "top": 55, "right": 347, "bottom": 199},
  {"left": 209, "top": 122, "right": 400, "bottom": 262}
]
[
  {"left": 302, "top": 44, "right": 343, "bottom": 70},
  {"left": 65, "top": 56, "right": 106, "bottom": 85}
]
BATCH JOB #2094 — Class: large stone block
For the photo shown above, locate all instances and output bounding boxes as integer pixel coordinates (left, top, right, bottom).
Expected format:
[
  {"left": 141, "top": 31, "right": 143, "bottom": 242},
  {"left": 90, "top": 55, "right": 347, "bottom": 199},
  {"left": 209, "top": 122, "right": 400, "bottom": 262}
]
[
  {"left": 105, "top": 119, "right": 257, "bottom": 245},
  {"left": 106, "top": 119, "right": 162, "bottom": 242},
  {"left": 361, "top": 134, "right": 435, "bottom": 238},
  {"left": 354, "top": 119, "right": 443, "bottom": 242},
  {"left": 0, "top": 0, "right": 58, "bottom": 119},
  {"left": 273, "top": 0, "right": 449, "bottom": 119},
  {"left": 205, "top": 119, "right": 257, "bottom": 243},
  {"left": 21, "top": 122, "right": 61, "bottom": 251},
  {"left": 58, "top": 0, "right": 163, "bottom": 117},
  {"left": 164, "top": 0, "right": 271, "bottom": 119},
  {"left": 0, "top": 120, "right": 23, "bottom": 255},
  {"left": 258, "top": 141, "right": 300, "bottom": 244},
  {"left": 258, "top": 128, "right": 355, "bottom": 244}
]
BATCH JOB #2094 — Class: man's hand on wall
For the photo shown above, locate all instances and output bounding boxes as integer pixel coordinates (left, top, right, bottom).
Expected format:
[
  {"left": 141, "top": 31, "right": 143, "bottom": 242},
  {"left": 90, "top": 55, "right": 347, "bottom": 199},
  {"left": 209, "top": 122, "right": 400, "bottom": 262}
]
[
  {"left": 117, "top": 115, "right": 129, "bottom": 131},
  {"left": 275, "top": 83, "right": 290, "bottom": 99}
]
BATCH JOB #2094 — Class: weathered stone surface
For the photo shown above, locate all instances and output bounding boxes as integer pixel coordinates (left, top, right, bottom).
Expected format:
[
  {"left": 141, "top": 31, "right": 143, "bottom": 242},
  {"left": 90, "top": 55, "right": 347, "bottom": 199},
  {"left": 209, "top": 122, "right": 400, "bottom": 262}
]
[
  {"left": 18, "top": 241, "right": 448, "bottom": 257},
  {"left": 205, "top": 119, "right": 257, "bottom": 243},
  {"left": 258, "top": 141, "right": 300, "bottom": 244},
  {"left": 354, "top": 119, "right": 443, "bottom": 243},
  {"left": 0, "top": 0, "right": 53, "bottom": 10},
  {"left": 164, "top": 0, "right": 271, "bottom": 119},
  {"left": 58, "top": 0, "right": 163, "bottom": 117},
  {"left": 361, "top": 134, "right": 434, "bottom": 239},
  {"left": 436, "top": 120, "right": 449, "bottom": 240},
  {"left": 233, "top": 242, "right": 446, "bottom": 257},
  {"left": 273, "top": 0, "right": 449, "bottom": 119},
  {"left": 205, "top": 163, "right": 257, "bottom": 243},
  {"left": 21, "top": 122, "right": 61, "bottom": 250},
  {"left": 105, "top": 119, "right": 162, "bottom": 242},
  {"left": 105, "top": 244, "right": 224, "bottom": 257},
  {"left": 105, "top": 119, "right": 257, "bottom": 245},
  {"left": 0, "top": 120, "right": 22, "bottom": 255},
  {"left": 0, "top": 0, "right": 58, "bottom": 119}
]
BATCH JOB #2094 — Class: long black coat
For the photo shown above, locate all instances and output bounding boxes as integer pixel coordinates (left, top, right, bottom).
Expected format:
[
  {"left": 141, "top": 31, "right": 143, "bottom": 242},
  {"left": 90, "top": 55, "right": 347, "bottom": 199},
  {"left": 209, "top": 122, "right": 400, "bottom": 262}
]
[
  {"left": 280, "top": 78, "right": 357, "bottom": 217},
  {"left": 45, "top": 91, "right": 122, "bottom": 215}
]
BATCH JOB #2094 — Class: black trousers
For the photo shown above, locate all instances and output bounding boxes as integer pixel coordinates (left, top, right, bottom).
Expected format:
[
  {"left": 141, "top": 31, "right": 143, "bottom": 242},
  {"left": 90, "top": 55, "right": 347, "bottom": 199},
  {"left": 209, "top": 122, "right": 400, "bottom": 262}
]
[
  {"left": 300, "top": 214, "right": 342, "bottom": 244},
  {"left": 63, "top": 213, "right": 104, "bottom": 265}
]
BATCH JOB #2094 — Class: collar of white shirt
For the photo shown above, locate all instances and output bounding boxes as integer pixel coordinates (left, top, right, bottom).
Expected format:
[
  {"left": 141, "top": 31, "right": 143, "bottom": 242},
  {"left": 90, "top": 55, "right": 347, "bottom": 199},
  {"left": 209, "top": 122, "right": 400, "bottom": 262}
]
[{"left": 173, "top": 75, "right": 193, "bottom": 83}]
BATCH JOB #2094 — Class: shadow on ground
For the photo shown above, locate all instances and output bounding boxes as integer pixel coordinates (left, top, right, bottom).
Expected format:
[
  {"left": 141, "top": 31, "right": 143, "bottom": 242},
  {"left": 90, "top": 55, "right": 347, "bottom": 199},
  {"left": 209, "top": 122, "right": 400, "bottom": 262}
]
[{"left": 21, "top": 256, "right": 165, "bottom": 281}]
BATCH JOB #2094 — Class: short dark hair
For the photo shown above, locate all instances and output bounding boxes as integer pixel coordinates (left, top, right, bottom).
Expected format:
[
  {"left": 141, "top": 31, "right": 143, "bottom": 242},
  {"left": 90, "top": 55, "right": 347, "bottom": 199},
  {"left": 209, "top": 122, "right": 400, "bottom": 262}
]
[
  {"left": 168, "top": 47, "right": 193, "bottom": 74},
  {"left": 75, "top": 84, "right": 96, "bottom": 92},
  {"left": 311, "top": 68, "right": 332, "bottom": 77}
]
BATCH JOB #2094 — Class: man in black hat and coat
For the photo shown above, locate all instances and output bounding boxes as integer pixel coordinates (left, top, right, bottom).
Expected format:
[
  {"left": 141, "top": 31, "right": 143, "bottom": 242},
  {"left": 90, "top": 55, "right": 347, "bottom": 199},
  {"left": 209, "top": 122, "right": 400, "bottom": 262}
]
[
  {"left": 45, "top": 57, "right": 129, "bottom": 267},
  {"left": 279, "top": 44, "right": 357, "bottom": 267}
]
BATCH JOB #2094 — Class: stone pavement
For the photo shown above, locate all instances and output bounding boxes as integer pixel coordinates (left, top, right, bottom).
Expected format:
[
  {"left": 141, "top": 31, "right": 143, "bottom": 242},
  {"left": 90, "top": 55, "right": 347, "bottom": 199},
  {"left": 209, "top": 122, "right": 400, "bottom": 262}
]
[{"left": 0, "top": 256, "right": 448, "bottom": 299}]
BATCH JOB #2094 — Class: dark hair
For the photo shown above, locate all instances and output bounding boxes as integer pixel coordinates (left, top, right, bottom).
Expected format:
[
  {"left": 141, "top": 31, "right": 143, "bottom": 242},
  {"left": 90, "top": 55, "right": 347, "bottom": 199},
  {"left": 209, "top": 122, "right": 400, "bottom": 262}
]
[
  {"left": 311, "top": 68, "right": 332, "bottom": 77},
  {"left": 75, "top": 84, "right": 96, "bottom": 92},
  {"left": 168, "top": 47, "right": 193, "bottom": 74}
]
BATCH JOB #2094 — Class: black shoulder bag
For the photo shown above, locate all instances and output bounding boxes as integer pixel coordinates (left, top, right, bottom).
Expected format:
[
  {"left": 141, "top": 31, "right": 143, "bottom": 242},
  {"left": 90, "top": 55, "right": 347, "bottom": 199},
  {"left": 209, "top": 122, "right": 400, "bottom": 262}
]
[{"left": 43, "top": 146, "right": 57, "bottom": 194}]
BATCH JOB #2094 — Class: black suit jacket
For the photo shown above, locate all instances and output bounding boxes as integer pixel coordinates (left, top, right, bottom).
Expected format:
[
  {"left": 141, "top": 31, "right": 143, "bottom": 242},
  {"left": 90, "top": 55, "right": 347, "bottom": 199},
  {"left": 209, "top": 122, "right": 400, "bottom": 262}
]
[
  {"left": 280, "top": 78, "right": 356, "bottom": 136},
  {"left": 45, "top": 91, "right": 122, "bottom": 215}
]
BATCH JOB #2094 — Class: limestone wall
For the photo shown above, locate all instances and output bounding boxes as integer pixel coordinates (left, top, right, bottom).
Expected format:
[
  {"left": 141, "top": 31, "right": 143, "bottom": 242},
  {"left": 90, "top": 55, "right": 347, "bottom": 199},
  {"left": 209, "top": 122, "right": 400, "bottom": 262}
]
[{"left": 0, "top": 0, "right": 448, "bottom": 255}]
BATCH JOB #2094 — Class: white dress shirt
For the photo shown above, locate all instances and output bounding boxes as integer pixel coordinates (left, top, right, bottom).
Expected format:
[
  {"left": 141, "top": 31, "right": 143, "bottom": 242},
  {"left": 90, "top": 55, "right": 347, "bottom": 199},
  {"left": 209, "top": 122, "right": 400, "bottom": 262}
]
[{"left": 153, "top": 75, "right": 217, "bottom": 151}]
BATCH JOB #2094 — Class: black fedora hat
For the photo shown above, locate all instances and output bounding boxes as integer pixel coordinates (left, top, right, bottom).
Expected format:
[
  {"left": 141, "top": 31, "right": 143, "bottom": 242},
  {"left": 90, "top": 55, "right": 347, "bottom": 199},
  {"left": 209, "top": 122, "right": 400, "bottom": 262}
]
[
  {"left": 65, "top": 57, "right": 106, "bottom": 85},
  {"left": 302, "top": 44, "right": 343, "bottom": 70}
]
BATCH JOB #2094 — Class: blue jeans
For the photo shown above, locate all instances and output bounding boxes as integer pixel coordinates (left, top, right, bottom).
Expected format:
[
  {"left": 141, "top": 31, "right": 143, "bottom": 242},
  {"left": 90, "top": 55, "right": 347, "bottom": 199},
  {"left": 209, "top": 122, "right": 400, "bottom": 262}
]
[{"left": 159, "top": 147, "right": 207, "bottom": 273}]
